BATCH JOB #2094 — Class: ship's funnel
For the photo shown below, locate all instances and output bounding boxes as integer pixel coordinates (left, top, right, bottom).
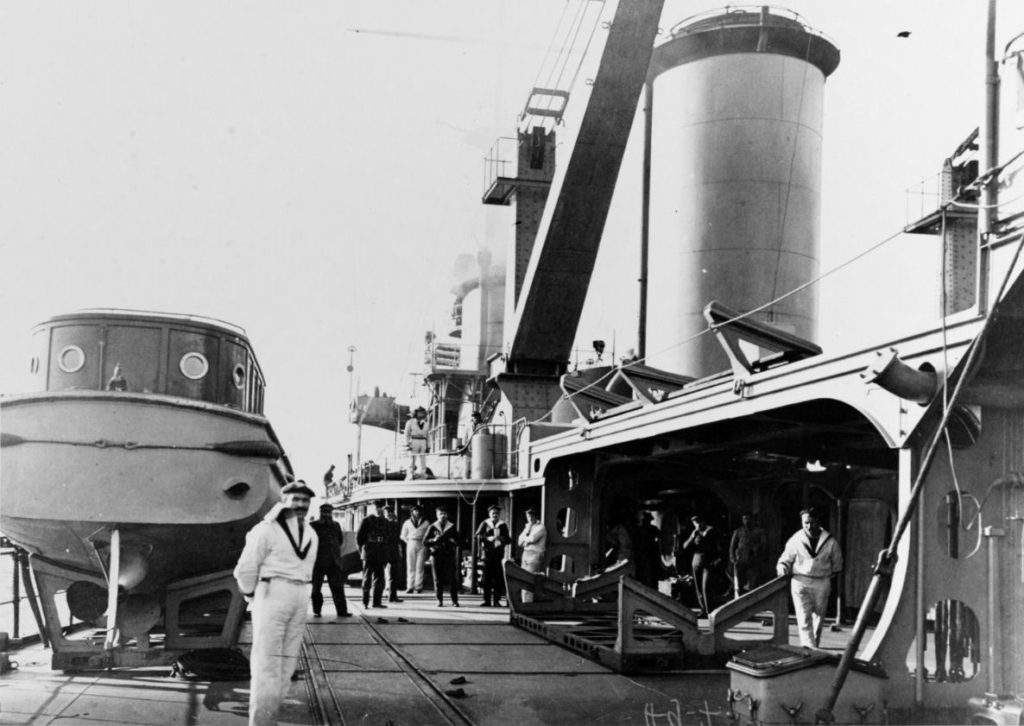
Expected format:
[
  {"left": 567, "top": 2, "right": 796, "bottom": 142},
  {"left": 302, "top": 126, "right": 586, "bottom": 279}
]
[{"left": 644, "top": 8, "right": 839, "bottom": 377}]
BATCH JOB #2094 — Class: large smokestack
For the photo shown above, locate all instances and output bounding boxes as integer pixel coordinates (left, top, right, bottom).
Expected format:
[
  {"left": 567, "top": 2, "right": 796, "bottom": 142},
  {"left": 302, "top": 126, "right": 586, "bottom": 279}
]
[{"left": 644, "top": 7, "right": 839, "bottom": 377}]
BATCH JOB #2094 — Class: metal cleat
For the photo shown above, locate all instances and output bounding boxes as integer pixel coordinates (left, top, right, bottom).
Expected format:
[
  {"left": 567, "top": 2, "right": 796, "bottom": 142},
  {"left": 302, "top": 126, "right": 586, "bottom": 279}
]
[
  {"left": 852, "top": 703, "right": 875, "bottom": 724},
  {"left": 779, "top": 701, "right": 803, "bottom": 724}
]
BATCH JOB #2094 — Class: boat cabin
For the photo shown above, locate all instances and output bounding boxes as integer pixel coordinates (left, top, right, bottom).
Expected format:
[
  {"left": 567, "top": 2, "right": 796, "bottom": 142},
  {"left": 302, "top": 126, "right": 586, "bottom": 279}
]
[{"left": 27, "top": 309, "right": 266, "bottom": 413}]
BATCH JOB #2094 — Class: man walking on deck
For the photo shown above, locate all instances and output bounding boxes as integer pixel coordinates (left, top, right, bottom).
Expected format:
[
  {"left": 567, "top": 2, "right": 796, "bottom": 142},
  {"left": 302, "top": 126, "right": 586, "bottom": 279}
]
[
  {"left": 401, "top": 505, "right": 430, "bottom": 593},
  {"left": 776, "top": 508, "right": 843, "bottom": 648},
  {"left": 310, "top": 503, "right": 351, "bottom": 618},
  {"left": 356, "top": 500, "right": 389, "bottom": 608},
  {"left": 475, "top": 505, "right": 510, "bottom": 606},
  {"left": 234, "top": 480, "right": 318, "bottom": 726}
]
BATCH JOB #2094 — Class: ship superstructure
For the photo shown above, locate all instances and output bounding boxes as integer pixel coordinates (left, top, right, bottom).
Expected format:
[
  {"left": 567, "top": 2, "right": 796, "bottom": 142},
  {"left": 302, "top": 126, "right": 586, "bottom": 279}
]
[{"left": 339, "top": 2, "right": 1024, "bottom": 720}]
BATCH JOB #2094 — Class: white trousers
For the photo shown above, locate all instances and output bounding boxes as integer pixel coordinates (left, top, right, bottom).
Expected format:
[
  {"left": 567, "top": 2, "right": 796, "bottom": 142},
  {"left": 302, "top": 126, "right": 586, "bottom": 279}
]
[
  {"left": 791, "top": 574, "right": 831, "bottom": 648},
  {"left": 406, "top": 539, "right": 426, "bottom": 590},
  {"left": 521, "top": 549, "right": 544, "bottom": 604},
  {"left": 408, "top": 439, "right": 427, "bottom": 476},
  {"left": 249, "top": 579, "right": 308, "bottom": 726}
]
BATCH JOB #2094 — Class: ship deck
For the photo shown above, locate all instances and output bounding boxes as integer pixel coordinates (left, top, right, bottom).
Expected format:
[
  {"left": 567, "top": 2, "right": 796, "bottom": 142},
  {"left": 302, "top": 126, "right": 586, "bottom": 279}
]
[{"left": 0, "top": 582, "right": 928, "bottom": 726}]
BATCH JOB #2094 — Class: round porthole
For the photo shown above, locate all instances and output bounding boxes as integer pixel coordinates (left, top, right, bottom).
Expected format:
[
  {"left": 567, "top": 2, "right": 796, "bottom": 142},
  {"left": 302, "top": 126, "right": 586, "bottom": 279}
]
[
  {"left": 232, "top": 364, "right": 246, "bottom": 389},
  {"left": 57, "top": 345, "right": 85, "bottom": 373},
  {"left": 179, "top": 352, "right": 209, "bottom": 380}
]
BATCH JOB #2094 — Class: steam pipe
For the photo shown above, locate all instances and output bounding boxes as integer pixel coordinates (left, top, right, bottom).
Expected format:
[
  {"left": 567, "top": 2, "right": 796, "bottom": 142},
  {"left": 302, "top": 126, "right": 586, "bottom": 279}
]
[
  {"left": 861, "top": 349, "right": 938, "bottom": 404},
  {"left": 914, "top": 493, "right": 924, "bottom": 705},
  {"left": 986, "top": 525, "right": 1005, "bottom": 694}
]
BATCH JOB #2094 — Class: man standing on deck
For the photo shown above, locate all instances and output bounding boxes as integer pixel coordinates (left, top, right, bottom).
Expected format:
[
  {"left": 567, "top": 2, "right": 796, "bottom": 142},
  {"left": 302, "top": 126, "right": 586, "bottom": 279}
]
[
  {"left": 356, "top": 500, "right": 389, "bottom": 608},
  {"left": 234, "top": 480, "right": 318, "bottom": 726},
  {"left": 776, "top": 508, "right": 843, "bottom": 648},
  {"left": 475, "top": 505, "right": 510, "bottom": 607},
  {"left": 382, "top": 504, "right": 405, "bottom": 603},
  {"left": 517, "top": 508, "right": 547, "bottom": 604},
  {"left": 730, "top": 512, "right": 767, "bottom": 596},
  {"left": 424, "top": 506, "right": 463, "bottom": 607},
  {"left": 401, "top": 504, "right": 430, "bottom": 593},
  {"left": 309, "top": 503, "right": 351, "bottom": 618},
  {"left": 404, "top": 406, "right": 429, "bottom": 479}
]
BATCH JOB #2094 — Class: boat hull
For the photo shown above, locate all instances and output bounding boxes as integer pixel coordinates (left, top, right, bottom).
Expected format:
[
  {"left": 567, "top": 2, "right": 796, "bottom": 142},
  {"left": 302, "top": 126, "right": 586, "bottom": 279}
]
[{"left": 0, "top": 391, "right": 289, "bottom": 667}]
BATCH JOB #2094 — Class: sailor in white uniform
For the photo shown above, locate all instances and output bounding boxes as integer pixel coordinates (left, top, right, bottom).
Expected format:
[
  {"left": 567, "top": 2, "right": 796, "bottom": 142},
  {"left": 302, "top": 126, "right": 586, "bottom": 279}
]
[
  {"left": 234, "top": 480, "right": 318, "bottom": 726},
  {"left": 400, "top": 504, "right": 430, "bottom": 593},
  {"left": 776, "top": 508, "right": 843, "bottom": 648},
  {"left": 404, "top": 406, "right": 429, "bottom": 479}
]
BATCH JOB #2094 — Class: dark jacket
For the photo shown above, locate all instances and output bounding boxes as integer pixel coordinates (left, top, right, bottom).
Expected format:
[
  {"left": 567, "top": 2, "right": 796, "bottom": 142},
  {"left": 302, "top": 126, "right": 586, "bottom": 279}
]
[
  {"left": 357, "top": 514, "right": 389, "bottom": 564},
  {"left": 310, "top": 517, "right": 344, "bottom": 568},
  {"left": 424, "top": 520, "right": 462, "bottom": 560},
  {"left": 383, "top": 517, "right": 404, "bottom": 561},
  {"left": 475, "top": 519, "right": 510, "bottom": 560}
]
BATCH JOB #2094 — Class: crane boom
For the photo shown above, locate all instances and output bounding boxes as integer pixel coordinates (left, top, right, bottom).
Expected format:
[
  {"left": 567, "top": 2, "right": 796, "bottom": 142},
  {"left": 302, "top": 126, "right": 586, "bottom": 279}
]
[{"left": 506, "top": 0, "right": 664, "bottom": 373}]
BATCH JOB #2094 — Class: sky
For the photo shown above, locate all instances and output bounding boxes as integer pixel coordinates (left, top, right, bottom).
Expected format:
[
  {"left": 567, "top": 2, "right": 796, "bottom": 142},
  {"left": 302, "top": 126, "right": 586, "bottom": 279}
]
[{"left": 1, "top": 1, "right": 1021, "bottom": 488}]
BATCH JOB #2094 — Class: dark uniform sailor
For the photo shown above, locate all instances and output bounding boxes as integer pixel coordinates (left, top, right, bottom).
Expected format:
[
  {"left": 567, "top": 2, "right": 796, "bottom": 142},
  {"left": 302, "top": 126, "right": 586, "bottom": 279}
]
[
  {"left": 474, "top": 505, "right": 510, "bottom": 606},
  {"left": 310, "top": 503, "right": 351, "bottom": 618},
  {"left": 382, "top": 504, "right": 405, "bottom": 602},
  {"left": 356, "top": 500, "right": 389, "bottom": 608},
  {"left": 234, "top": 480, "right": 318, "bottom": 726},
  {"left": 424, "top": 506, "right": 463, "bottom": 607}
]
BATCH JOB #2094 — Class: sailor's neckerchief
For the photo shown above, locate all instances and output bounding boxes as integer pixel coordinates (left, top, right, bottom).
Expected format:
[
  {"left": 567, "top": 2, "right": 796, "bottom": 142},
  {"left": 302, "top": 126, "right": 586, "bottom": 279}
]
[
  {"left": 802, "top": 530, "right": 828, "bottom": 559},
  {"left": 276, "top": 508, "right": 311, "bottom": 560}
]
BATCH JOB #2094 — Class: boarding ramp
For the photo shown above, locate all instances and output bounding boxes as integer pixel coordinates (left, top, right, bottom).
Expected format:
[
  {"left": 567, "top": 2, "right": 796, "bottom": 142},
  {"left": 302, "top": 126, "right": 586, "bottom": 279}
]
[{"left": 505, "top": 560, "right": 792, "bottom": 673}]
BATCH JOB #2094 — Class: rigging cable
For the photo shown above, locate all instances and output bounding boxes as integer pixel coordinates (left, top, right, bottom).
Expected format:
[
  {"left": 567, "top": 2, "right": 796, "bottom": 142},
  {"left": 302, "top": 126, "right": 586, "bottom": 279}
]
[
  {"left": 529, "top": 0, "right": 573, "bottom": 101},
  {"left": 530, "top": 225, "right": 906, "bottom": 421},
  {"left": 566, "top": 1, "right": 607, "bottom": 96}
]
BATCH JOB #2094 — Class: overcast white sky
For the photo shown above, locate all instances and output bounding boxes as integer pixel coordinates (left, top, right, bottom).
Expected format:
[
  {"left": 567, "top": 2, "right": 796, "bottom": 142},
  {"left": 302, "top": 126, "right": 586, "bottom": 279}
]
[{"left": 1, "top": 1, "right": 1021, "bottom": 486}]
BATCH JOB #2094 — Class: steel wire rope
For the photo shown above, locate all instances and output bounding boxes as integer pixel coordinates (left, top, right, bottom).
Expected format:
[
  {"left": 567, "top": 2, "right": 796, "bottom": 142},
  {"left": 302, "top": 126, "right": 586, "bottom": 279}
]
[
  {"left": 525, "top": 225, "right": 906, "bottom": 424},
  {"left": 528, "top": 0, "right": 573, "bottom": 103},
  {"left": 543, "top": 1, "right": 588, "bottom": 94},
  {"left": 566, "top": 1, "right": 606, "bottom": 95},
  {"left": 527, "top": 0, "right": 587, "bottom": 124},
  {"left": 547, "top": 1, "right": 592, "bottom": 105}
]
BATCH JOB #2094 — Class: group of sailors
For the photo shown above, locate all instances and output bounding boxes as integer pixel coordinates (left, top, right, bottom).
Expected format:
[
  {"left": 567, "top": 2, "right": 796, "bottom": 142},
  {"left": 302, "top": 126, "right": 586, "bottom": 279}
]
[
  {"left": 606, "top": 507, "right": 843, "bottom": 650},
  {"left": 231, "top": 483, "right": 532, "bottom": 726},
  {"left": 231, "top": 477, "right": 846, "bottom": 726}
]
